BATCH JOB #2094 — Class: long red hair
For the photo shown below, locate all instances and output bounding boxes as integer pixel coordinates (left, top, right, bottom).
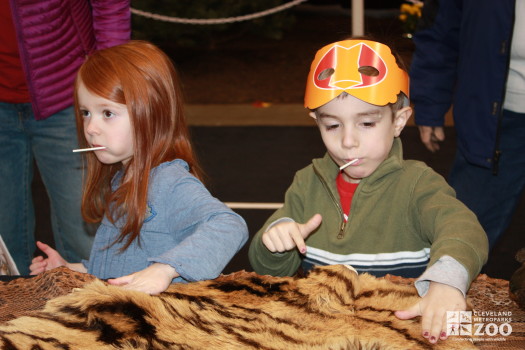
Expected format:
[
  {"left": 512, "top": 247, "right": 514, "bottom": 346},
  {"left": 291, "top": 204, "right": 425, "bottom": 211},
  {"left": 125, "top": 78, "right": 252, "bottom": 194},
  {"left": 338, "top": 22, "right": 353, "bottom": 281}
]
[{"left": 74, "top": 40, "right": 203, "bottom": 250}]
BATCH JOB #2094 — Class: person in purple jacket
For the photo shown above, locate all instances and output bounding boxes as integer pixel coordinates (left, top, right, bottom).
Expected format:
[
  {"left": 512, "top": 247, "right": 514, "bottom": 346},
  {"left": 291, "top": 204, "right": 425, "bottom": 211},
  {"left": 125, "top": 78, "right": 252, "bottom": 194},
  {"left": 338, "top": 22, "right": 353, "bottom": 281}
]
[{"left": 0, "top": 0, "right": 131, "bottom": 275}]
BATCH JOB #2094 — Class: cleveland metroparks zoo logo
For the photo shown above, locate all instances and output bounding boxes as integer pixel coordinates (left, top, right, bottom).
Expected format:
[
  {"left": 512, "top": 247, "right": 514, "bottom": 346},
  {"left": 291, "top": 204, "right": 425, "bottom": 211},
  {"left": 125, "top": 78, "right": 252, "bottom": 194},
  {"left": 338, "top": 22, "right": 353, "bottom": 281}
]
[{"left": 446, "top": 310, "right": 513, "bottom": 342}]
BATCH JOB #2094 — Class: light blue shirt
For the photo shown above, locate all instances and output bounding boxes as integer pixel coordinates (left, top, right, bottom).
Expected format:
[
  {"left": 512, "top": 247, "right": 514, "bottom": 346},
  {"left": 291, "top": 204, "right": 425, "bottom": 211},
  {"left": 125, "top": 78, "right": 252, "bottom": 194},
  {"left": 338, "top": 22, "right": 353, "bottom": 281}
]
[{"left": 83, "top": 159, "right": 248, "bottom": 282}]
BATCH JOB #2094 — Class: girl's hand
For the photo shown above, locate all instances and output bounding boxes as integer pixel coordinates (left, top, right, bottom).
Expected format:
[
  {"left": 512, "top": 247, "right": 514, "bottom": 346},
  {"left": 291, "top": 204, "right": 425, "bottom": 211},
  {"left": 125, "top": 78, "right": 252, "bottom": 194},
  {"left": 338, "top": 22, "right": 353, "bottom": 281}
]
[
  {"left": 262, "top": 214, "right": 322, "bottom": 254},
  {"left": 29, "top": 241, "right": 69, "bottom": 275},
  {"left": 395, "top": 281, "right": 466, "bottom": 344},
  {"left": 107, "top": 263, "right": 179, "bottom": 295}
]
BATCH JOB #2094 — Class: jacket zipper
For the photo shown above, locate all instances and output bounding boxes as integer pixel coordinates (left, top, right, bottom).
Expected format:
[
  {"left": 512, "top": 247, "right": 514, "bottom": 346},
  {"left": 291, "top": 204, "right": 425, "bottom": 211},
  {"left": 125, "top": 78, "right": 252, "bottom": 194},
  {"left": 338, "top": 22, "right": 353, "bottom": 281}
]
[{"left": 314, "top": 167, "right": 346, "bottom": 239}]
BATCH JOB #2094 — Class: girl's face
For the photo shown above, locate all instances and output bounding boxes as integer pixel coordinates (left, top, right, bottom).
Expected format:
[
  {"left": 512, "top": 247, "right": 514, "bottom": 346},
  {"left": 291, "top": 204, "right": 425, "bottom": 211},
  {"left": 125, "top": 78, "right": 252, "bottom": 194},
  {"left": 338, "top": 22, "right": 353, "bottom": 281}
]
[
  {"left": 314, "top": 94, "right": 411, "bottom": 183},
  {"left": 77, "top": 81, "right": 134, "bottom": 165}
]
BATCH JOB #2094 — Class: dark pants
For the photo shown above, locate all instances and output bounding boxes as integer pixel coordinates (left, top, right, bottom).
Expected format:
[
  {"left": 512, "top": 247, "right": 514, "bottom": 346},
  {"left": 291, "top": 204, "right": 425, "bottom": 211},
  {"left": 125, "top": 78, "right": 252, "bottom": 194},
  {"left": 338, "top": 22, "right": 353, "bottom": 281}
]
[{"left": 449, "top": 109, "right": 525, "bottom": 249}]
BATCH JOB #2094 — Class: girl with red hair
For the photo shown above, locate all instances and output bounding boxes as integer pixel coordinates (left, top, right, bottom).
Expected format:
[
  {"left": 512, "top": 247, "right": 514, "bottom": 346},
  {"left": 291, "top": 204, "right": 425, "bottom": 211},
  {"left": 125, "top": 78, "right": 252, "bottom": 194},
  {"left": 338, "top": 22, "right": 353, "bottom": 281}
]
[{"left": 29, "top": 41, "right": 248, "bottom": 294}]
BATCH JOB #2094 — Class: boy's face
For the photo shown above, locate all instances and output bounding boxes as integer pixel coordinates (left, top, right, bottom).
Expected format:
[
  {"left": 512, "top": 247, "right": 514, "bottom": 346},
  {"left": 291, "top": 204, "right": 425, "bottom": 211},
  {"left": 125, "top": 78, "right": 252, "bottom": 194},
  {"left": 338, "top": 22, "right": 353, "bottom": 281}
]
[{"left": 314, "top": 94, "right": 411, "bottom": 183}]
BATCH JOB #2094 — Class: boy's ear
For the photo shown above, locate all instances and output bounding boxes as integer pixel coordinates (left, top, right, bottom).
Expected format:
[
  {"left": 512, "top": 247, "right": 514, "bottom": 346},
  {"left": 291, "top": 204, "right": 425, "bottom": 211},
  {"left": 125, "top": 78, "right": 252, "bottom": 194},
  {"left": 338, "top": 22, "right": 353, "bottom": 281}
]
[{"left": 393, "top": 106, "right": 412, "bottom": 137}]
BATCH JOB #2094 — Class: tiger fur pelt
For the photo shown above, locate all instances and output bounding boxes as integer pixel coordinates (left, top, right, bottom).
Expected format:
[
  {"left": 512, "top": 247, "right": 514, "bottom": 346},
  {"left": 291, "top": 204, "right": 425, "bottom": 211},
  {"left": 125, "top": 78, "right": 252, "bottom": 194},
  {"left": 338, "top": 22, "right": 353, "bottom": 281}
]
[{"left": 0, "top": 265, "right": 477, "bottom": 350}]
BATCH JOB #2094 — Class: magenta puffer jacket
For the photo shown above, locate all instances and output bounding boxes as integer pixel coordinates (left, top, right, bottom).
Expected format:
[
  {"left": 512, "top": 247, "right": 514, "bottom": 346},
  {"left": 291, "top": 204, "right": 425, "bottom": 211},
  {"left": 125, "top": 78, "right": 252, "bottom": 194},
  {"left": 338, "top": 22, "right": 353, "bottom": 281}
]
[{"left": 10, "top": 0, "right": 131, "bottom": 120}]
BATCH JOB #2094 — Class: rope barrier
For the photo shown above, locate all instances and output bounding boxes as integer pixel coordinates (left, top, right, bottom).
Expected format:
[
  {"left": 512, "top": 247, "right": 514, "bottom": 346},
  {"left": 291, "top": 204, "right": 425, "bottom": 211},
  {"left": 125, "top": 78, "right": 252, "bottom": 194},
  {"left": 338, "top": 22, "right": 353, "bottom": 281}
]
[{"left": 130, "top": 0, "right": 308, "bottom": 25}]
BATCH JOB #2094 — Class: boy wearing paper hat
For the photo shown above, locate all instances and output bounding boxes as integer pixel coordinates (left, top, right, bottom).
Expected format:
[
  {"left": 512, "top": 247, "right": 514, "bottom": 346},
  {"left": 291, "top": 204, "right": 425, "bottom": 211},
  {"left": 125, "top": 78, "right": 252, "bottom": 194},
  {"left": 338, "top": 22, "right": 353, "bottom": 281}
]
[{"left": 249, "top": 39, "right": 488, "bottom": 344}]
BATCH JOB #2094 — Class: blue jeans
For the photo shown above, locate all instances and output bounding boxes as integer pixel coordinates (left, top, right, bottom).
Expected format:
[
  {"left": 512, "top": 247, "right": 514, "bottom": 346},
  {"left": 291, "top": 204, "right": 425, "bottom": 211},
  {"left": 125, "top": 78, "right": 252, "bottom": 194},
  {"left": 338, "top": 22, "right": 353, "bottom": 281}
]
[
  {"left": 449, "top": 109, "right": 525, "bottom": 249},
  {"left": 0, "top": 102, "right": 95, "bottom": 275}
]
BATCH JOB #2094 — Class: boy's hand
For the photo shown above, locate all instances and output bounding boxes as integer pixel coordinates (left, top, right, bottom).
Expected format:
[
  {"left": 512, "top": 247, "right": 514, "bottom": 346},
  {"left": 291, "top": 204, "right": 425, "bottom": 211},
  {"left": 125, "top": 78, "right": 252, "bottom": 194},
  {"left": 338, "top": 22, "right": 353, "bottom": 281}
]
[
  {"left": 107, "top": 263, "right": 179, "bottom": 295},
  {"left": 29, "top": 241, "right": 69, "bottom": 275},
  {"left": 262, "top": 214, "right": 322, "bottom": 254},
  {"left": 395, "top": 281, "right": 466, "bottom": 344}
]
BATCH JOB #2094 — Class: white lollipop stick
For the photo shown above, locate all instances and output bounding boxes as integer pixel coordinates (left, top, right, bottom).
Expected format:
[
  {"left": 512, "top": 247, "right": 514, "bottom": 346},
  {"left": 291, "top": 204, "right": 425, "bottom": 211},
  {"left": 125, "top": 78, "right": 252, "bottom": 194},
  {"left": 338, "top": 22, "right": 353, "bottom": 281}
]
[
  {"left": 72, "top": 146, "right": 106, "bottom": 153},
  {"left": 339, "top": 158, "right": 358, "bottom": 170}
]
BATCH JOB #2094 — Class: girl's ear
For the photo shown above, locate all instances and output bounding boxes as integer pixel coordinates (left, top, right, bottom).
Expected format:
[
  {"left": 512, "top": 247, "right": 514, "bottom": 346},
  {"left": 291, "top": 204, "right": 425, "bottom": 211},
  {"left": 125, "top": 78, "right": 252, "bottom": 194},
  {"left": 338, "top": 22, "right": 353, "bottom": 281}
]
[{"left": 393, "top": 106, "right": 412, "bottom": 137}]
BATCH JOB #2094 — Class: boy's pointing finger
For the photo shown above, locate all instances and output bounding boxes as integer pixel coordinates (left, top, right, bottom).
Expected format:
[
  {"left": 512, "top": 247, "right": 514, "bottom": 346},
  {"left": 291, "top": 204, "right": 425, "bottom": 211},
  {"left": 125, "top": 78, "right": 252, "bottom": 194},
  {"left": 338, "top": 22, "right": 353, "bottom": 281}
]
[
  {"left": 296, "top": 214, "right": 323, "bottom": 254},
  {"left": 300, "top": 214, "right": 322, "bottom": 238}
]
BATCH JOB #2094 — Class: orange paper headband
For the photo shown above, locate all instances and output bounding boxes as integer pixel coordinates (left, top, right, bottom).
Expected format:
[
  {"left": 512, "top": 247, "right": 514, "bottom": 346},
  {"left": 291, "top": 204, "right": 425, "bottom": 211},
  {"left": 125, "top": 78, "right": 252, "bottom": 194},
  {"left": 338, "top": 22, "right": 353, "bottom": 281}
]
[{"left": 304, "top": 40, "right": 409, "bottom": 109}]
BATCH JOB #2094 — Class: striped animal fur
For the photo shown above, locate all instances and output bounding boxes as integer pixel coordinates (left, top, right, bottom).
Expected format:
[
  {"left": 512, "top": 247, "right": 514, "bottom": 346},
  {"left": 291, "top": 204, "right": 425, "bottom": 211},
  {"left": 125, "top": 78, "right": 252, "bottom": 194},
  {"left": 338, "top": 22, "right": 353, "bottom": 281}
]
[{"left": 0, "top": 265, "right": 476, "bottom": 349}]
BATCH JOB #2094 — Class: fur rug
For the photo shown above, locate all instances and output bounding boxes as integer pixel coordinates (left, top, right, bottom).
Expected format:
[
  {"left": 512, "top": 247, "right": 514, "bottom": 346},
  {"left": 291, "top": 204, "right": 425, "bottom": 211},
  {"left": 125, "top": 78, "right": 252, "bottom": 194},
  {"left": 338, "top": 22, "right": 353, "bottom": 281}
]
[{"left": 0, "top": 265, "right": 520, "bottom": 349}]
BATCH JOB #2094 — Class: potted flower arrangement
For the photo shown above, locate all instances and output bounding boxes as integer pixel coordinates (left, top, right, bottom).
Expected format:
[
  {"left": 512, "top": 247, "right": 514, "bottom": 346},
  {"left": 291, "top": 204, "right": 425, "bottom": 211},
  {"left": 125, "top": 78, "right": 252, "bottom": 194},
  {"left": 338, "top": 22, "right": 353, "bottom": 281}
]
[{"left": 399, "top": 0, "right": 424, "bottom": 38}]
